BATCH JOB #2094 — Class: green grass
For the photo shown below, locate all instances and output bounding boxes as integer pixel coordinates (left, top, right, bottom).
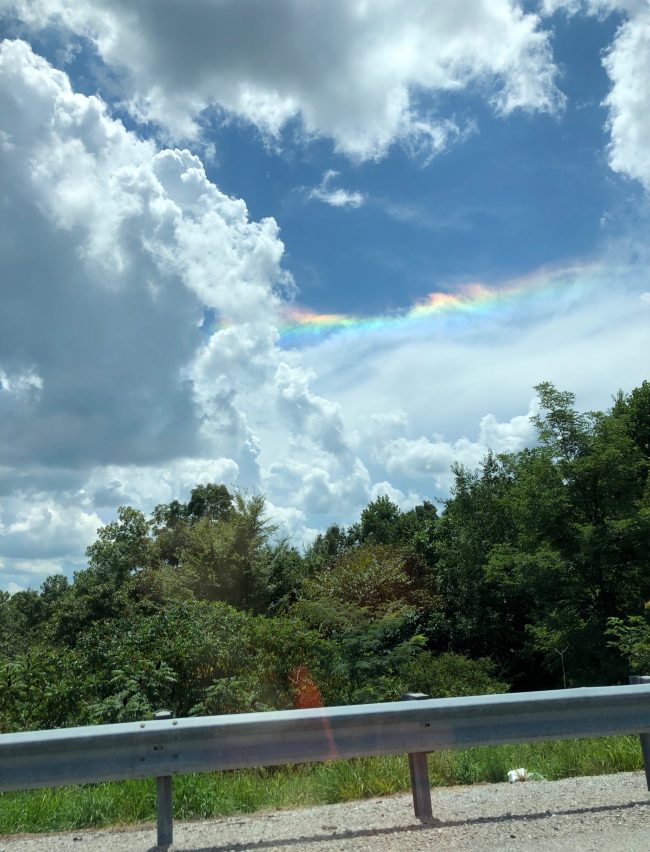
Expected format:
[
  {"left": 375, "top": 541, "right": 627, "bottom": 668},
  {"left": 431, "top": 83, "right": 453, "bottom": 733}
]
[{"left": 0, "top": 736, "right": 643, "bottom": 835}]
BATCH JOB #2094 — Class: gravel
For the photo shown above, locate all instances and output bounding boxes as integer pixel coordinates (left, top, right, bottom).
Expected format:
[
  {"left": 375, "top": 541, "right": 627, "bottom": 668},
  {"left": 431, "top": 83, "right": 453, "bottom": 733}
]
[{"left": 1, "top": 771, "right": 649, "bottom": 851}]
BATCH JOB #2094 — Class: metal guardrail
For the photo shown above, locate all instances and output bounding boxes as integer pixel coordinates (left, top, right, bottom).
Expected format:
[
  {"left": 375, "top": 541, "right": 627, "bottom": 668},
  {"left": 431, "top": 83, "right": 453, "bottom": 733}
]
[{"left": 2, "top": 683, "right": 650, "bottom": 848}]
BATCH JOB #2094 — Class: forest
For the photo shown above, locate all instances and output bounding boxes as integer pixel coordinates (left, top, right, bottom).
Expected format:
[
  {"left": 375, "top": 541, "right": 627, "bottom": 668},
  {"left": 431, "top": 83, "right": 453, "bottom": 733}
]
[{"left": 2, "top": 381, "right": 650, "bottom": 734}]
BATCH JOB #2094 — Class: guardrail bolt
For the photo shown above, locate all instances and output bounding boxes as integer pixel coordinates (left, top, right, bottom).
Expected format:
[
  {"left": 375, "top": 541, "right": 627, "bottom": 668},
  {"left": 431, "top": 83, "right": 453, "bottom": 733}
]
[
  {"left": 154, "top": 710, "right": 174, "bottom": 848},
  {"left": 401, "top": 692, "right": 433, "bottom": 821}
]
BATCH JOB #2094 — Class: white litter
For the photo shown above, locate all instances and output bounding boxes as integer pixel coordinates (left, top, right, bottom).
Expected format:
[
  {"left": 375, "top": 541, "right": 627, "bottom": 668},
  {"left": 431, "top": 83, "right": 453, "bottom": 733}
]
[{"left": 508, "top": 768, "right": 529, "bottom": 782}]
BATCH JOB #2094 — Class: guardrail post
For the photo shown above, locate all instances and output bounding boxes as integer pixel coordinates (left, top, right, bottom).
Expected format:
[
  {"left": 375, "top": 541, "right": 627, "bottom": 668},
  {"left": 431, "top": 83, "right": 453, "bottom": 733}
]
[
  {"left": 154, "top": 710, "right": 174, "bottom": 848},
  {"left": 402, "top": 692, "right": 433, "bottom": 820},
  {"left": 629, "top": 676, "right": 650, "bottom": 790}
]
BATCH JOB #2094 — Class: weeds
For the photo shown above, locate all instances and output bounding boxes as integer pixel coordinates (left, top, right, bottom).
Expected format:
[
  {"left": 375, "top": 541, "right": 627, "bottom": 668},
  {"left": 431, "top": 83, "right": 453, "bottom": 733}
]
[{"left": 0, "top": 735, "right": 643, "bottom": 835}]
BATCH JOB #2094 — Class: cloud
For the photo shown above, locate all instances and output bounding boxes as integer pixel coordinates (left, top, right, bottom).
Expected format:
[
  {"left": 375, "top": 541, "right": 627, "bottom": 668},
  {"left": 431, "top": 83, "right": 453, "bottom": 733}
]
[
  {"left": 308, "top": 170, "right": 366, "bottom": 209},
  {"left": 368, "top": 481, "right": 422, "bottom": 510},
  {"left": 541, "top": 1, "right": 650, "bottom": 191},
  {"left": 0, "top": 40, "right": 287, "bottom": 585},
  {"left": 83, "top": 457, "right": 241, "bottom": 511},
  {"left": 264, "top": 501, "right": 319, "bottom": 549},
  {"left": 0, "top": 39, "right": 287, "bottom": 477},
  {"left": 297, "top": 260, "right": 650, "bottom": 497},
  {"left": 602, "top": 5, "right": 650, "bottom": 190},
  {"left": 263, "top": 456, "right": 371, "bottom": 517},
  {"left": 380, "top": 436, "right": 485, "bottom": 485},
  {"left": 0, "top": 367, "right": 43, "bottom": 397},
  {"left": 377, "top": 403, "right": 537, "bottom": 488},
  {"left": 540, "top": 2, "right": 640, "bottom": 15},
  {"left": 0, "top": 494, "right": 102, "bottom": 560},
  {"left": 1, "top": 25, "right": 648, "bottom": 593},
  {"left": 4, "top": 0, "right": 564, "bottom": 160},
  {"left": 0, "top": 39, "right": 416, "bottom": 587}
]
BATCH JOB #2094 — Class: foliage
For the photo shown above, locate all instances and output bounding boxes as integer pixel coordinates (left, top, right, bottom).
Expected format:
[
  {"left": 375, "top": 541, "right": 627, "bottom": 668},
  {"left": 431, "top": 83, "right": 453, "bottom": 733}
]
[
  {"left": 400, "top": 651, "right": 508, "bottom": 698},
  {"left": 2, "top": 378, "right": 650, "bottom": 742},
  {"left": 607, "top": 610, "right": 650, "bottom": 674},
  {"left": 0, "top": 737, "right": 642, "bottom": 835}
]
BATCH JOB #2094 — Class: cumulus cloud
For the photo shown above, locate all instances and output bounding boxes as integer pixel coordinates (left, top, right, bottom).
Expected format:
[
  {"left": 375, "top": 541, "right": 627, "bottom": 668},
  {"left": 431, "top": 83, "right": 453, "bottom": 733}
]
[
  {"left": 0, "top": 494, "right": 102, "bottom": 560},
  {"left": 3, "top": 0, "right": 564, "bottom": 159},
  {"left": 298, "top": 260, "right": 650, "bottom": 499},
  {"left": 376, "top": 402, "right": 537, "bottom": 489},
  {"left": 0, "top": 39, "right": 419, "bottom": 588},
  {"left": 308, "top": 171, "right": 366, "bottom": 209},
  {"left": 603, "top": 5, "right": 650, "bottom": 189},
  {"left": 0, "top": 39, "right": 291, "bottom": 476},
  {"left": 83, "top": 457, "right": 241, "bottom": 511},
  {"left": 274, "top": 363, "right": 351, "bottom": 459},
  {"left": 367, "top": 481, "right": 422, "bottom": 511},
  {"left": 2, "top": 18, "right": 647, "bottom": 594},
  {"left": 264, "top": 456, "right": 371, "bottom": 517},
  {"left": 541, "top": 0, "right": 650, "bottom": 190},
  {"left": 0, "top": 40, "right": 288, "bottom": 586},
  {"left": 264, "top": 501, "right": 319, "bottom": 549}
]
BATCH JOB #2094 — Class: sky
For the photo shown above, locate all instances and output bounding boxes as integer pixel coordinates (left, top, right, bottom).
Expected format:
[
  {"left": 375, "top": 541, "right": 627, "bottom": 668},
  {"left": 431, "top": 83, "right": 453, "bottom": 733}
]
[{"left": 1, "top": 0, "right": 649, "bottom": 593}]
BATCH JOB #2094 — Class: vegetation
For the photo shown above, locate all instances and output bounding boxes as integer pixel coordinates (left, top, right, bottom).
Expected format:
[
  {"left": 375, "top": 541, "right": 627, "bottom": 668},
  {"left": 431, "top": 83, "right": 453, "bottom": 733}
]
[
  {"left": 0, "top": 737, "right": 643, "bottom": 835},
  {"left": 1, "top": 380, "right": 650, "bottom": 831}
]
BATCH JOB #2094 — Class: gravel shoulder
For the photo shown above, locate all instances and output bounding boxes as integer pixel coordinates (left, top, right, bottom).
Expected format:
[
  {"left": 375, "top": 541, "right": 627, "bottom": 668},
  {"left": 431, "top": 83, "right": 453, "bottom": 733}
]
[{"left": 1, "top": 771, "right": 649, "bottom": 852}]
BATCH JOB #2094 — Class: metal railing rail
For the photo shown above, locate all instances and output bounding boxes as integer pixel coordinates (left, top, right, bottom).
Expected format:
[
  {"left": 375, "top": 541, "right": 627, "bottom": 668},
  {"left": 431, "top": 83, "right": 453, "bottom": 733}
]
[{"left": 2, "top": 683, "right": 650, "bottom": 847}]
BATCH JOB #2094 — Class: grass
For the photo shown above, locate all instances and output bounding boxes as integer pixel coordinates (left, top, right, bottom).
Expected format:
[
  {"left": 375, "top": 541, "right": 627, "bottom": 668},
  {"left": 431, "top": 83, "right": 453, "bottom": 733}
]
[{"left": 0, "top": 736, "right": 643, "bottom": 835}]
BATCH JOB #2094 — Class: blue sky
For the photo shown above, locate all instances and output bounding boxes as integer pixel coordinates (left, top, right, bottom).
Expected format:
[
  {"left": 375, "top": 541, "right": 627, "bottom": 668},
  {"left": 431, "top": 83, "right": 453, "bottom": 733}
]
[{"left": 1, "top": 1, "right": 649, "bottom": 592}]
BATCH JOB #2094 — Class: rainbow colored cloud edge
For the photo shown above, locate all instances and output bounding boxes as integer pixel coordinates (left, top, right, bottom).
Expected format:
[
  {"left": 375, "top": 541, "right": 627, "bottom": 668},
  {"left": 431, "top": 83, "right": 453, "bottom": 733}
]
[
  {"left": 278, "top": 260, "right": 601, "bottom": 342},
  {"left": 209, "top": 259, "right": 604, "bottom": 344}
]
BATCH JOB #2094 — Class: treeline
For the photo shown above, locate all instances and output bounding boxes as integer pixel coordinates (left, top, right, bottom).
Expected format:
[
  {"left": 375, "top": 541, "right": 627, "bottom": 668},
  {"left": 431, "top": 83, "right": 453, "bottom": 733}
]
[{"left": 1, "top": 381, "right": 649, "bottom": 733}]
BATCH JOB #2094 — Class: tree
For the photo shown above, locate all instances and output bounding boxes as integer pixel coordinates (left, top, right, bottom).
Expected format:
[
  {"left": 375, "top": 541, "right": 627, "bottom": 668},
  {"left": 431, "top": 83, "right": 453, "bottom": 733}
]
[
  {"left": 303, "top": 523, "right": 353, "bottom": 572},
  {"left": 177, "top": 493, "right": 276, "bottom": 611},
  {"left": 359, "top": 496, "right": 403, "bottom": 545},
  {"left": 433, "top": 452, "right": 515, "bottom": 657},
  {"left": 185, "top": 483, "right": 233, "bottom": 523}
]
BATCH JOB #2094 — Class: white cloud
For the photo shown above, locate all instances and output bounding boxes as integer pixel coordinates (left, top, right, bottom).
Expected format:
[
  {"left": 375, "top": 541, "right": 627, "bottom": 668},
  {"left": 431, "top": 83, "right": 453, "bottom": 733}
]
[
  {"left": 641, "top": 292, "right": 650, "bottom": 304},
  {"left": 0, "top": 39, "right": 423, "bottom": 588},
  {"left": 308, "top": 171, "right": 366, "bottom": 209},
  {"left": 8, "top": 560, "right": 63, "bottom": 577},
  {"left": 298, "top": 261, "right": 650, "bottom": 496},
  {"left": 274, "top": 363, "right": 350, "bottom": 459},
  {"left": 0, "top": 40, "right": 295, "bottom": 586},
  {"left": 541, "top": 1, "right": 650, "bottom": 190},
  {"left": 1, "top": 25, "right": 648, "bottom": 593},
  {"left": 380, "top": 435, "right": 486, "bottom": 488},
  {"left": 368, "top": 481, "right": 422, "bottom": 511},
  {"left": 264, "top": 501, "right": 319, "bottom": 549},
  {"left": 376, "top": 402, "right": 537, "bottom": 489},
  {"left": 263, "top": 455, "right": 371, "bottom": 517},
  {"left": 0, "top": 366, "right": 43, "bottom": 396},
  {"left": 84, "top": 457, "right": 241, "bottom": 510},
  {"left": 603, "top": 5, "right": 650, "bottom": 189},
  {"left": 4, "top": 0, "right": 564, "bottom": 160},
  {"left": 0, "top": 39, "right": 288, "bottom": 479},
  {"left": 0, "top": 494, "right": 101, "bottom": 560},
  {"left": 479, "top": 403, "right": 539, "bottom": 453},
  {"left": 540, "top": 2, "right": 641, "bottom": 15}
]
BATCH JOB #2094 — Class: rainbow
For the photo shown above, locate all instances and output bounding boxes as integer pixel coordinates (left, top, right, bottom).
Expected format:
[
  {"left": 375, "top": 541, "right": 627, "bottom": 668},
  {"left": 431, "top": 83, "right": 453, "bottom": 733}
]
[
  {"left": 277, "top": 260, "right": 602, "bottom": 344},
  {"left": 205, "top": 259, "right": 604, "bottom": 345}
]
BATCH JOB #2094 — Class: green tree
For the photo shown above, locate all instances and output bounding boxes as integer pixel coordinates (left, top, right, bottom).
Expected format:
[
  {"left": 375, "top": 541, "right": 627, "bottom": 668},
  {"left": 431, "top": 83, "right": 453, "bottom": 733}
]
[
  {"left": 177, "top": 493, "right": 275, "bottom": 611},
  {"left": 433, "top": 452, "right": 515, "bottom": 657}
]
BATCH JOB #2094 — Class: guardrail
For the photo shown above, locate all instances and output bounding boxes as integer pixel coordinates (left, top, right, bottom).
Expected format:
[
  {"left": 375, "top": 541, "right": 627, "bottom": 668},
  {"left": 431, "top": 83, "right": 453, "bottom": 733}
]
[{"left": 2, "top": 682, "right": 650, "bottom": 848}]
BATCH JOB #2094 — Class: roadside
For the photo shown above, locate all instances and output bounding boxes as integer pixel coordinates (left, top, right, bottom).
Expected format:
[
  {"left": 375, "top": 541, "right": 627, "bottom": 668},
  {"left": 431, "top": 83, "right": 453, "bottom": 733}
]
[{"left": 1, "top": 771, "right": 649, "bottom": 851}]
